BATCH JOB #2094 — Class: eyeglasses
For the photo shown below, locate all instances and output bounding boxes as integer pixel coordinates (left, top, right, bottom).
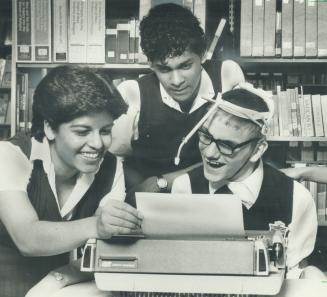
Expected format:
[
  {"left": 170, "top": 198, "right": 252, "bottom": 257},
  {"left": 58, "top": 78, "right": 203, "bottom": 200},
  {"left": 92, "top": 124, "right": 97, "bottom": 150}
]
[{"left": 198, "top": 127, "right": 261, "bottom": 156}]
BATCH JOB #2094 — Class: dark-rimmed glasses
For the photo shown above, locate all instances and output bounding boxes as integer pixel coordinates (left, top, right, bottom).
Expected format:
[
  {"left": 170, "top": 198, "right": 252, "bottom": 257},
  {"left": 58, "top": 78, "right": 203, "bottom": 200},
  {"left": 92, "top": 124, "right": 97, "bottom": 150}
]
[{"left": 198, "top": 127, "right": 261, "bottom": 156}]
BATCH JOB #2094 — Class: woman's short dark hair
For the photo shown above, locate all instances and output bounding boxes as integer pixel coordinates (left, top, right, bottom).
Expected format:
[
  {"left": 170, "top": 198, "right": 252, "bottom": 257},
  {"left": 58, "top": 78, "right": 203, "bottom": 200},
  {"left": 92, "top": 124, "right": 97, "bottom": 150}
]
[
  {"left": 31, "top": 65, "right": 128, "bottom": 142},
  {"left": 140, "top": 3, "right": 207, "bottom": 62}
]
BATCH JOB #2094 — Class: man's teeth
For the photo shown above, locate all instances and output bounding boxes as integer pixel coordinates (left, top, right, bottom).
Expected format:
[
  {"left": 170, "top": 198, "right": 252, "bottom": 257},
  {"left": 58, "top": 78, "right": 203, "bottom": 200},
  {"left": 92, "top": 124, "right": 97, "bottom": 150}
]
[
  {"left": 81, "top": 152, "right": 100, "bottom": 159},
  {"left": 206, "top": 159, "right": 224, "bottom": 167}
]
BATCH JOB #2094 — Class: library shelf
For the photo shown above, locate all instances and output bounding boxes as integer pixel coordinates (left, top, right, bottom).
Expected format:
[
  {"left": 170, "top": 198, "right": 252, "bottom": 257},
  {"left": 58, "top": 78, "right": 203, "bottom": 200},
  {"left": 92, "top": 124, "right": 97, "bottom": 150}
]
[
  {"left": 17, "top": 63, "right": 150, "bottom": 70},
  {"left": 267, "top": 137, "right": 327, "bottom": 142}
]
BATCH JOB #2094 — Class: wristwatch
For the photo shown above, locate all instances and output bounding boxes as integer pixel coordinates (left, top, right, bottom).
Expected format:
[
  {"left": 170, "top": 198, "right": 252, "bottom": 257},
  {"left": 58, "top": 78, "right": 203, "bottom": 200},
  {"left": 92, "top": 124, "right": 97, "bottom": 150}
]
[{"left": 156, "top": 176, "right": 168, "bottom": 192}]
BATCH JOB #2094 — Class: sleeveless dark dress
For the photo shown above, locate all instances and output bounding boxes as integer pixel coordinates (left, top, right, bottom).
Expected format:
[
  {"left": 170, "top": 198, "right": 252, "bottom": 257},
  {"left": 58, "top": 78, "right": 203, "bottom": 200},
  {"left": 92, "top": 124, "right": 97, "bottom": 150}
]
[{"left": 0, "top": 134, "right": 117, "bottom": 297}]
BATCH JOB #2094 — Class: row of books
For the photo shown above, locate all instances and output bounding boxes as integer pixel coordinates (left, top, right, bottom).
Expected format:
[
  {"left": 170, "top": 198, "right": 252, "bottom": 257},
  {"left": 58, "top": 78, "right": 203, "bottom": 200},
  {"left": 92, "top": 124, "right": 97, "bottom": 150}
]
[
  {"left": 240, "top": 0, "right": 327, "bottom": 57},
  {"left": 268, "top": 88, "right": 327, "bottom": 137},
  {"left": 246, "top": 72, "right": 327, "bottom": 91},
  {"left": 288, "top": 162, "right": 327, "bottom": 224},
  {"left": 286, "top": 141, "right": 327, "bottom": 162},
  {"left": 16, "top": 0, "right": 206, "bottom": 64}
]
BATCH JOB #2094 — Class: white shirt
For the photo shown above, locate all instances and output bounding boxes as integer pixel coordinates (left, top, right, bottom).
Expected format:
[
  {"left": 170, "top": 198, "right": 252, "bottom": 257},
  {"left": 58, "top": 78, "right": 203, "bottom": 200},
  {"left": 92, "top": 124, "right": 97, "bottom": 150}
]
[
  {"left": 0, "top": 138, "right": 125, "bottom": 220},
  {"left": 172, "top": 160, "right": 318, "bottom": 277},
  {"left": 110, "top": 69, "right": 215, "bottom": 155}
]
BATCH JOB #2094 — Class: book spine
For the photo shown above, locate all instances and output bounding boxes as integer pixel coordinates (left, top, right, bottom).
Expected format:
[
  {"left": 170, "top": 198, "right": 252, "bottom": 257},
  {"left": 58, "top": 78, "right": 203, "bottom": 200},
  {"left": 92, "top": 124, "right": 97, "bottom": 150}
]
[
  {"left": 105, "top": 19, "right": 117, "bottom": 63},
  {"left": 117, "top": 21, "right": 130, "bottom": 64},
  {"left": 129, "top": 18, "right": 136, "bottom": 64},
  {"left": 53, "top": 0, "right": 68, "bottom": 62},
  {"left": 240, "top": 0, "right": 253, "bottom": 57},
  {"left": 263, "top": 0, "right": 276, "bottom": 57},
  {"left": 320, "top": 95, "right": 327, "bottom": 137},
  {"left": 16, "top": 0, "right": 32, "bottom": 62},
  {"left": 302, "top": 94, "right": 315, "bottom": 137},
  {"left": 293, "top": 0, "right": 306, "bottom": 57},
  {"left": 252, "top": 0, "right": 265, "bottom": 56},
  {"left": 275, "top": 11, "right": 282, "bottom": 56},
  {"left": 317, "top": 1, "right": 327, "bottom": 57},
  {"left": 69, "top": 0, "right": 88, "bottom": 63},
  {"left": 32, "top": 0, "right": 51, "bottom": 62},
  {"left": 281, "top": 0, "right": 293, "bottom": 57},
  {"left": 305, "top": 0, "right": 318, "bottom": 57},
  {"left": 311, "top": 94, "right": 324, "bottom": 137},
  {"left": 86, "top": 0, "right": 105, "bottom": 63}
]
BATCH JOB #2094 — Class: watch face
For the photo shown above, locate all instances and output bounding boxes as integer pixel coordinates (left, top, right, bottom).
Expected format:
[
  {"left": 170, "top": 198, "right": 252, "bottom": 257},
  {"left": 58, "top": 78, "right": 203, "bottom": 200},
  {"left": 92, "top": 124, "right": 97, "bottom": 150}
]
[{"left": 157, "top": 177, "right": 168, "bottom": 189}]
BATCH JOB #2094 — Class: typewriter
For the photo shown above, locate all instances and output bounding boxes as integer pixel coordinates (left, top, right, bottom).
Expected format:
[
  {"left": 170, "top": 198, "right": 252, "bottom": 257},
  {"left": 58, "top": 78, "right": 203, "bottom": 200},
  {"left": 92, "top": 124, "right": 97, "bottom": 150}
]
[{"left": 81, "top": 223, "right": 288, "bottom": 296}]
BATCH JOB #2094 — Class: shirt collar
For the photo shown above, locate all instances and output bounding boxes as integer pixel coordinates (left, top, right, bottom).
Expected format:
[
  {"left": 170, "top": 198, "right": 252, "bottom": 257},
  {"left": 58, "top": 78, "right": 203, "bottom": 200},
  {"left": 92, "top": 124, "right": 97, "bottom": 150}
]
[
  {"left": 29, "top": 137, "right": 97, "bottom": 219},
  {"left": 159, "top": 68, "right": 215, "bottom": 113},
  {"left": 209, "top": 160, "right": 263, "bottom": 209}
]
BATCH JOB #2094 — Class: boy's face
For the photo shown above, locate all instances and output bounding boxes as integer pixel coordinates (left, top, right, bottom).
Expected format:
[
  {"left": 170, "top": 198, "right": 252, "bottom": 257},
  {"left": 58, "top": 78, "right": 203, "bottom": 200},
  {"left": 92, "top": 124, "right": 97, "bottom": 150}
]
[
  {"left": 150, "top": 49, "right": 203, "bottom": 104},
  {"left": 199, "top": 111, "right": 260, "bottom": 184}
]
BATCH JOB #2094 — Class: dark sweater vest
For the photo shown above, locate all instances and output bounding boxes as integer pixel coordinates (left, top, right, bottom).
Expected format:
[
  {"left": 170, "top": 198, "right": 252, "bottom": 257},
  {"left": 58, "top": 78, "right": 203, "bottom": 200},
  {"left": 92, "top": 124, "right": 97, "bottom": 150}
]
[
  {"left": 0, "top": 133, "right": 117, "bottom": 297},
  {"left": 188, "top": 163, "right": 293, "bottom": 230},
  {"left": 125, "top": 73, "right": 214, "bottom": 179}
]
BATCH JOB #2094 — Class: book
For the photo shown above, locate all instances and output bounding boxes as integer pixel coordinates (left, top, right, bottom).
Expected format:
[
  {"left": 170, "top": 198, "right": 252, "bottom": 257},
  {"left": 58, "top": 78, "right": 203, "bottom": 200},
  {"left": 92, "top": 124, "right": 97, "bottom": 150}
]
[
  {"left": 305, "top": 0, "right": 318, "bottom": 57},
  {"left": 275, "top": 11, "right": 282, "bottom": 56},
  {"left": 302, "top": 94, "right": 315, "bottom": 137},
  {"left": 311, "top": 94, "right": 324, "bottom": 137},
  {"left": 32, "top": 0, "right": 51, "bottom": 62},
  {"left": 86, "top": 0, "right": 105, "bottom": 63},
  {"left": 53, "top": 0, "right": 68, "bottom": 62},
  {"left": 16, "top": 0, "right": 32, "bottom": 62},
  {"left": 240, "top": 0, "right": 253, "bottom": 57},
  {"left": 281, "top": 0, "right": 293, "bottom": 57},
  {"left": 117, "top": 20, "right": 130, "bottom": 64},
  {"left": 252, "top": 0, "right": 265, "bottom": 56},
  {"left": 317, "top": 1, "right": 327, "bottom": 57},
  {"left": 129, "top": 17, "right": 137, "bottom": 63},
  {"left": 297, "top": 89, "right": 306, "bottom": 136},
  {"left": 293, "top": 0, "right": 305, "bottom": 57},
  {"left": 69, "top": 0, "right": 88, "bottom": 63},
  {"left": 105, "top": 19, "right": 118, "bottom": 63},
  {"left": 263, "top": 0, "right": 276, "bottom": 57},
  {"left": 317, "top": 182, "right": 326, "bottom": 224},
  {"left": 320, "top": 95, "right": 327, "bottom": 138},
  {"left": 301, "top": 141, "right": 314, "bottom": 161},
  {"left": 0, "top": 92, "right": 9, "bottom": 124}
]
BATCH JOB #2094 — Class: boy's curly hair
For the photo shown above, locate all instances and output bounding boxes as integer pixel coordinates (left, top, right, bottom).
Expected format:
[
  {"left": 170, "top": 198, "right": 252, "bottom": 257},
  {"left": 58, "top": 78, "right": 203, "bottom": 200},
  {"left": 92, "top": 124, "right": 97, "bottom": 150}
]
[{"left": 140, "top": 3, "right": 207, "bottom": 62}]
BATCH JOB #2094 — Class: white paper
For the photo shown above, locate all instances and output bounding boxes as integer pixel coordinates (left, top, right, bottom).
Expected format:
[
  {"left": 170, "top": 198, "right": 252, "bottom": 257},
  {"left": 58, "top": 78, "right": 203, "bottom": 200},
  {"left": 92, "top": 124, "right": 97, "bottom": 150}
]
[{"left": 135, "top": 192, "right": 245, "bottom": 238}]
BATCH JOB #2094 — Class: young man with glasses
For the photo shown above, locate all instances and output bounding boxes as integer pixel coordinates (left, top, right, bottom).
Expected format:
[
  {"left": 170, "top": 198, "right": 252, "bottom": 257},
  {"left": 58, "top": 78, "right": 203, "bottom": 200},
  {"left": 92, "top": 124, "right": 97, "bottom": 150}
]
[{"left": 172, "top": 83, "right": 318, "bottom": 279}]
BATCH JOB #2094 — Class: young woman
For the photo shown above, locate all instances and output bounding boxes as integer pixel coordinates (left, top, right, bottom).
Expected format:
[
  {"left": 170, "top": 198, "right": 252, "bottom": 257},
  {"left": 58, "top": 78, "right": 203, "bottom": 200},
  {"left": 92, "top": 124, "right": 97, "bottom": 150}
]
[{"left": 0, "top": 65, "right": 142, "bottom": 297}]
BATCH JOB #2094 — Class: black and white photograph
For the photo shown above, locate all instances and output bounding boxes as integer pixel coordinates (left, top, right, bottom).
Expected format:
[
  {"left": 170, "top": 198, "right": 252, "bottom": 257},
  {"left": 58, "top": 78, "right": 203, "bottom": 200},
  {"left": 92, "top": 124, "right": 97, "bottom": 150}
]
[{"left": 1, "top": 0, "right": 327, "bottom": 296}]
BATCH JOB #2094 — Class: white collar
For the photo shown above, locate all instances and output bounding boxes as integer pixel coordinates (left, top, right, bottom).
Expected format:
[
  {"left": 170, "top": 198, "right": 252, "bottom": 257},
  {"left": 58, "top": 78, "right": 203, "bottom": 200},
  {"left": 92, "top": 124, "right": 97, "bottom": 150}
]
[
  {"left": 29, "top": 137, "right": 96, "bottom": 219},
  {"left": 209, "top": 160, "right": 263, "bottom": 209},
  {"left": 159, "top": 68, "right": 215, "bottom": 113}
]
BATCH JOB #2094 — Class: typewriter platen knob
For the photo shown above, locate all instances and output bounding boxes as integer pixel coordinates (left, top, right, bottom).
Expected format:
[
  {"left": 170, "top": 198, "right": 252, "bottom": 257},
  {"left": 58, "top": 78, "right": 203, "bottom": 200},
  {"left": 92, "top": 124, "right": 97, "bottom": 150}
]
[{"left": 271, "top": 242, "right": 284, "bottom": 265}]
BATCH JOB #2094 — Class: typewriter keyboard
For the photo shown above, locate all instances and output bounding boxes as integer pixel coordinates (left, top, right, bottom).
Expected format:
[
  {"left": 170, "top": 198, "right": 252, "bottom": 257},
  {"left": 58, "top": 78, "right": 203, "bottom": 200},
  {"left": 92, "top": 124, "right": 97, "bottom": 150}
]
[{"left": 119, "top": 292, "right": 261, "bottom": 297}]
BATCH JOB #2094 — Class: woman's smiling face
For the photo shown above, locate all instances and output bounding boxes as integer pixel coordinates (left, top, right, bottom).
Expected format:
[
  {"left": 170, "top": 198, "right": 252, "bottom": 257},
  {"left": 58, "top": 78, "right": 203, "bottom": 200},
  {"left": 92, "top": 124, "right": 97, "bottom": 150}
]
[{"left": 48, "top": 111, "right": 114, "bottom": 177}]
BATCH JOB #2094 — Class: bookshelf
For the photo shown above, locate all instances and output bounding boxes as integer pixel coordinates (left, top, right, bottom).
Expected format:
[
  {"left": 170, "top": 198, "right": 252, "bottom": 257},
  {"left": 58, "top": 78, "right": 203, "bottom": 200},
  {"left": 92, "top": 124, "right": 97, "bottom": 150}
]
[
  {"left": 7, "top": 0, "right": 327, "bottom": 269},
  {"left": 0, "top": 0, "right": 11, "bottom": 139}
]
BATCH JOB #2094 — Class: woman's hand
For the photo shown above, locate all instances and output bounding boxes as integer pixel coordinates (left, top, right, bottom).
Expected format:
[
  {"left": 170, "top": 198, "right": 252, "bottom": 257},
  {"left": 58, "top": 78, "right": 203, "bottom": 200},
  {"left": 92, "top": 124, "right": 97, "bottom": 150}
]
[
  {"left": 95, "top": 199, "right": 143, "bottom": 238},
  {"left": 280, "top": 167, "right": 306, "bottom": 181}
]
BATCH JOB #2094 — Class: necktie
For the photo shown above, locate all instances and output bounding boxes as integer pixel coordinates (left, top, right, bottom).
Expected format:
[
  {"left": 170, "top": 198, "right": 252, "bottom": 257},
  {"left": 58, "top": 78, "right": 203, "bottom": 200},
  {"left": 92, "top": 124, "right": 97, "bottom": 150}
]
[{"left": 214, "top": 184, "right": 232, "bottom": 194}]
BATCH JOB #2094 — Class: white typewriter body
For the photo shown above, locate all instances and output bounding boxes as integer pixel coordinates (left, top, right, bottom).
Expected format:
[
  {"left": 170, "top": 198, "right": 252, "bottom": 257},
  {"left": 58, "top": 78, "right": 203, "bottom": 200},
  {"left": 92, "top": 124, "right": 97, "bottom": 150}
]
[{"left": 81, "top": 229, "right": 287, "bottom": 295}]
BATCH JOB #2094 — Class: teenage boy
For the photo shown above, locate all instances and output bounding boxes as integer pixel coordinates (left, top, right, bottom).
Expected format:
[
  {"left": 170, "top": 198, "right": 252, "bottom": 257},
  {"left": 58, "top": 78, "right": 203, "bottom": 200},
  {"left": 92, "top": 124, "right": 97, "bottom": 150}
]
[
  {"left": 110, "top": 3, "right": 243, "bottom": 192},
  {"left": 172, "top": 83, "right": 318, "bottom": 278}
]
